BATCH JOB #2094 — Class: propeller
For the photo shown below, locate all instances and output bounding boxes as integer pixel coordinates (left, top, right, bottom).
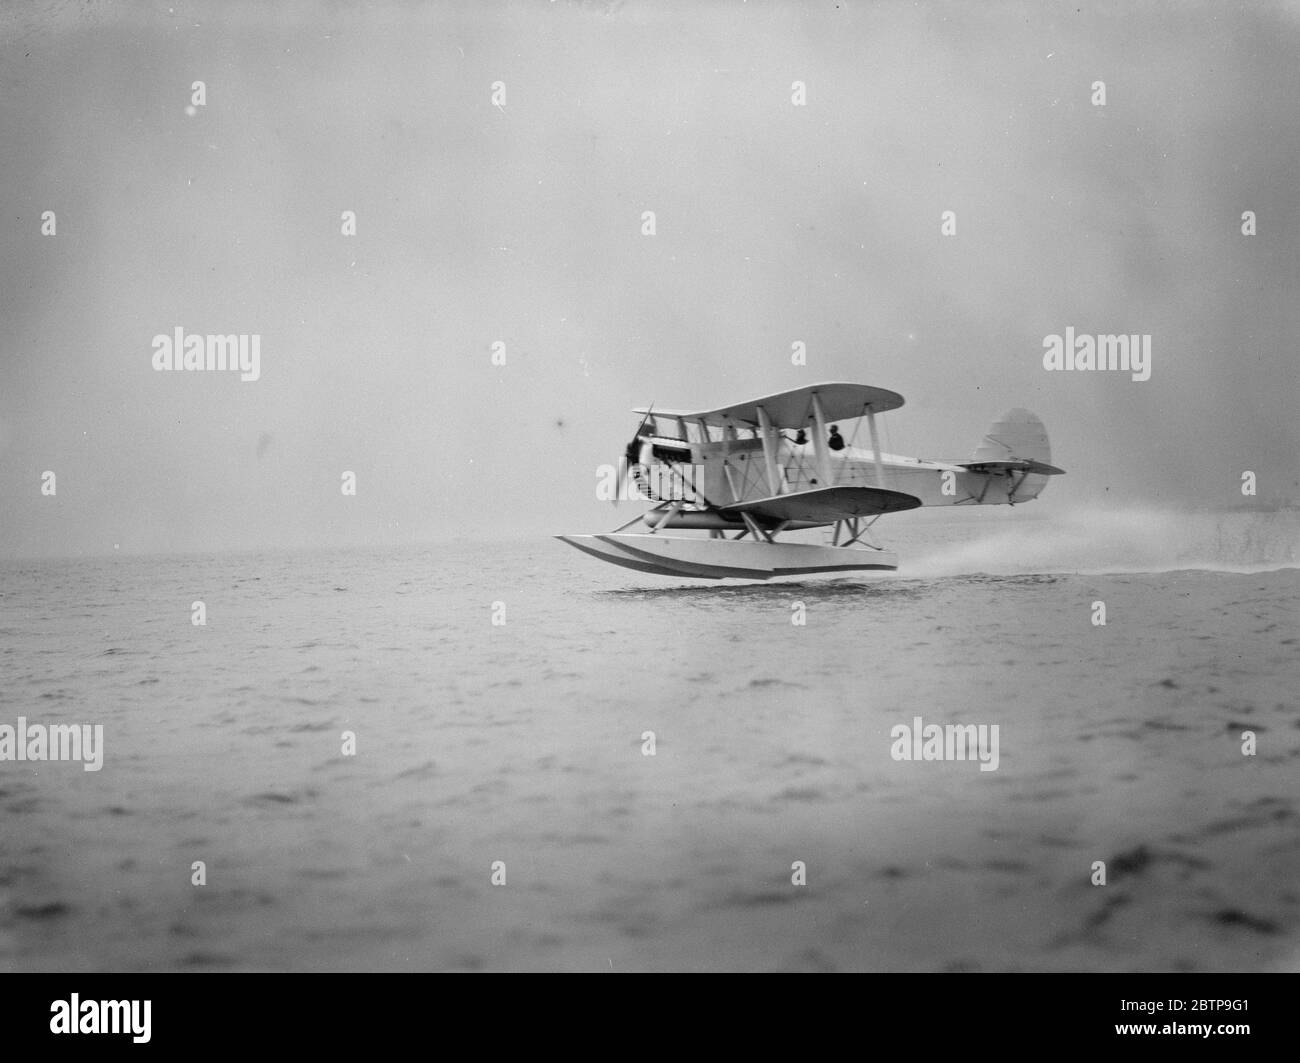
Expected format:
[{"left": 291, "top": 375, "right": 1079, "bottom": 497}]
[{"left": 614, "top": 403, "right": 654, "bottom": 507}]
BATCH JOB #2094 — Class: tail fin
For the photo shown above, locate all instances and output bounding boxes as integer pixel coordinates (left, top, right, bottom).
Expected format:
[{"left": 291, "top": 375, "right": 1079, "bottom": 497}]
[
  {"left": 971, "top": 408, "right": 1054, "bottom": 467},
  {"left": 965, "top": 409, "right": 1064, "bottom": 502}
]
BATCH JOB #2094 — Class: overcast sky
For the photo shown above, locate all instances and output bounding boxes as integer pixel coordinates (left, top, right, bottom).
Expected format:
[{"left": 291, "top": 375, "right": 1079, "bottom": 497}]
[{"left": 1, "top": 0, "right": 1297, "bottom": 557}]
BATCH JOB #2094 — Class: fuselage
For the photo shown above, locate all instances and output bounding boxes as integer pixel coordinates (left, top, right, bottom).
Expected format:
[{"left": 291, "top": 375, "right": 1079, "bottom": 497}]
[{"left": 637, "top": 434, "right": 1048, "bottom": 515}]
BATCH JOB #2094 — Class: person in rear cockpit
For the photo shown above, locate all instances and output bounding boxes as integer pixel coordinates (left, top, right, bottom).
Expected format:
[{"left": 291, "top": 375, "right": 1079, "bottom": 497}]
[
  {"left": 827, "top": 425, "right": 846, "bottom": 451},
  {"left": 794, "top": 429, "right": 807, "bottom": 445}
]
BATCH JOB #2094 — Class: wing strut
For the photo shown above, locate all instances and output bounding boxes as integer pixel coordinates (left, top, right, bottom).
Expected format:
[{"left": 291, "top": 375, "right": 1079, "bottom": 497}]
[
  {"left": 865, "top": 406, "right": 887, "bottom": 489},
  {"left": 738, "top": 511, "right": 774, "bottom": 543},
  {"left": 810, "top": 392, "right": 834, "bottom": 486},
  {"left": 754, "top": 404, "right": 783, "bottom": 496}
]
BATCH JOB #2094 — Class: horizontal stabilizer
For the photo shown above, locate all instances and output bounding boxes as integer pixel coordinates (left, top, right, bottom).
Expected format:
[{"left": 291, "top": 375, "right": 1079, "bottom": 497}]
[
  {"left": 722, "top": 485, "right": 922, "bottom": 523},
  {"left": 958, "top": 459, "right": 1066, "bottom": 476}
]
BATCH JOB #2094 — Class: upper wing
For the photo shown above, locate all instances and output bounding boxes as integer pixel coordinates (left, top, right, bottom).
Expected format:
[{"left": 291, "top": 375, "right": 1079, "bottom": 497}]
[
  {"left": 722, "top": 485, "right": 922, "bottom": 523},
  {"left": 633, "top": 381, "right": 905, "bottom": 429}
]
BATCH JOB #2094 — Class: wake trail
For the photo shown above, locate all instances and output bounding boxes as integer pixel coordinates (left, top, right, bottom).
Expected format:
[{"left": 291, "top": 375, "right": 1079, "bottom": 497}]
[{"left": 900, "top": 506, "right": 1300, "bottom": 578}]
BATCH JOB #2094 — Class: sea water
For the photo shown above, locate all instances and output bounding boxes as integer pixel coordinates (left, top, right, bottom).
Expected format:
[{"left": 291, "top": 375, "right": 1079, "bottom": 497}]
[{"left": 1, "top": 508, "right": 1296, "bottom": 971}]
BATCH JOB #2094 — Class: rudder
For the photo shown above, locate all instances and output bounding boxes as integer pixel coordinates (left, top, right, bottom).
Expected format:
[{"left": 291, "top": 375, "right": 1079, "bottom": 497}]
[
  {"left": 969, "top": 409, "right": 1061, "bottom": 501},
  {"left": 971, "top": 408, "right": 1053, "bottom": 467}
]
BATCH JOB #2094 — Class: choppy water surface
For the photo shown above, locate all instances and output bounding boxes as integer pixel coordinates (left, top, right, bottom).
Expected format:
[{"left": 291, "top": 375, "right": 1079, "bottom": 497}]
[{"left": 1, "top": 511, "right": 1297, "bottom": 971}]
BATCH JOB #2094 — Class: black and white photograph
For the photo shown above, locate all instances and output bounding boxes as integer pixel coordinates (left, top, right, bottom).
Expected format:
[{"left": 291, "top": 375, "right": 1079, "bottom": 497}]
[{"left": 1, "top": 0, "right": 1297, "bottom": 1018}]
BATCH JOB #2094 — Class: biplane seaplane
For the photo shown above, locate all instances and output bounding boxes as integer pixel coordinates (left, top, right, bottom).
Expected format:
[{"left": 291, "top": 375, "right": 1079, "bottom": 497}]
[{"left": 557, "top": 382, "right": 1064, "bottom": 580}]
